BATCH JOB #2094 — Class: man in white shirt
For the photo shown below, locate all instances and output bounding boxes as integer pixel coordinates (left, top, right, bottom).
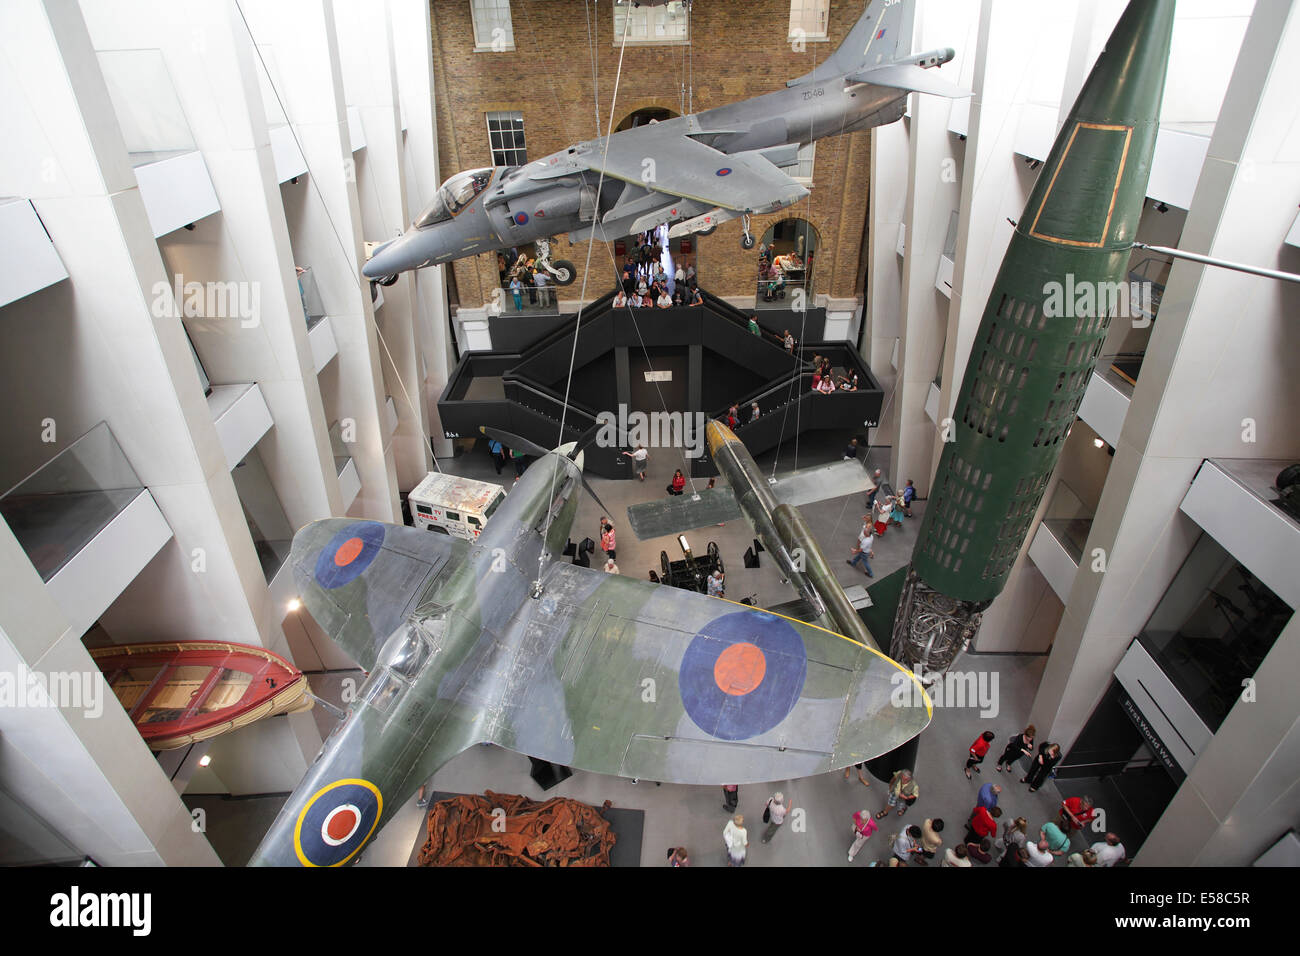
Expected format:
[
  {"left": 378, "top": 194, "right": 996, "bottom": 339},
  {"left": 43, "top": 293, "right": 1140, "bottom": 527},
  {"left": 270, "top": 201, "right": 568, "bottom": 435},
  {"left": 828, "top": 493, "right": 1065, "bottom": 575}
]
[
  {"left": 847, "top": 523, "right": 874, "bottom": 576},
  {"left": 1025, "top": 838, "right": 1055, "bottom": 867},
  {"left": 612, "top": 289, "right": 628, "bottom": 308},
  {"left": 723, "top": 814, "right": 748, "bottom": 866},
  {"left": 1090, "top": 833, "right": 1126, "bottom": 866},
  {"left": 657, "top": 290, "right": 673, "bottom": 308},
  {"left": 603, "top": 558, "right": 619, "bottom": 575},
  {"left": 533, "top": 269, "right": 550, "bottom": 308}
]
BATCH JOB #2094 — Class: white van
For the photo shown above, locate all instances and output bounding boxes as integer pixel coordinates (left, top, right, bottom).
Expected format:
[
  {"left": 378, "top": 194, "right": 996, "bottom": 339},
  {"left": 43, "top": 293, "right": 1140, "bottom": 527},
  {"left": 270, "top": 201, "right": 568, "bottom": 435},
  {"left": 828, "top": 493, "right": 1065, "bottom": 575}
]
[{"left": 407, "top": 472, "right": 506, "bottom": 540}]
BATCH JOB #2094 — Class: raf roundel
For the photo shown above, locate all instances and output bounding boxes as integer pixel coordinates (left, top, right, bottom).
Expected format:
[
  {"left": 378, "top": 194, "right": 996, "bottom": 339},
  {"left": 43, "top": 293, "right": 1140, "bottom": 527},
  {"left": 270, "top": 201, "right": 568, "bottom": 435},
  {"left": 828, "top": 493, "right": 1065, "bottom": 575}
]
[
  {"left": 514, "top": 211, "right": 529, "bottom": 225},
  {"left": 678, "top": 611, "right": 807, "bottom": 741},
  {"left": 314, "top": 522, "right": 386, "bottom": 589},
  {"left": 716, "top": 167, "right": 732, "bottom": 177},
  {"left": 294, "top": 778, "right": 383, "bottom": 867}
]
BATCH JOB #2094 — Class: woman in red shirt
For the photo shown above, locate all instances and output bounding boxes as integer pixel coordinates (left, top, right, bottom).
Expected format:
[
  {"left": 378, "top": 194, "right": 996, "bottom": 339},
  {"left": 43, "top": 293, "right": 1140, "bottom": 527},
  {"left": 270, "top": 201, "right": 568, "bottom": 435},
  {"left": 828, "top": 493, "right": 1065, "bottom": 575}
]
[
  {"left": 667, "top": 470, "right": 686, "bottom": 496},
  {"left": 965, "top": 731, "right": 996, "bottom": 779}
]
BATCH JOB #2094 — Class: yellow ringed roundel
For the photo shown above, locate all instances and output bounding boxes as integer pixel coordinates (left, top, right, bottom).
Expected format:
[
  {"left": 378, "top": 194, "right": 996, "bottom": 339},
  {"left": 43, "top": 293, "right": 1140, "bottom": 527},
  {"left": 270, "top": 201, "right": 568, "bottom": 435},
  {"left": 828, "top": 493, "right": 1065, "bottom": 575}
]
[{"left": 293, "top": 778, "right": 383, "bottom": 867}]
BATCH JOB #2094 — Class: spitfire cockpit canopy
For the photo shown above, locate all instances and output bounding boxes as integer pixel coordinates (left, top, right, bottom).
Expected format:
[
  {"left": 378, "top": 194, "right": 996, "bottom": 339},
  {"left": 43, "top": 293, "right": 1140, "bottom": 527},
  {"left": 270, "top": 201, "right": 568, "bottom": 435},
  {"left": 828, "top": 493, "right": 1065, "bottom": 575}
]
[{"left": 414, "top": 167, "right": 496, "bottom": 229}]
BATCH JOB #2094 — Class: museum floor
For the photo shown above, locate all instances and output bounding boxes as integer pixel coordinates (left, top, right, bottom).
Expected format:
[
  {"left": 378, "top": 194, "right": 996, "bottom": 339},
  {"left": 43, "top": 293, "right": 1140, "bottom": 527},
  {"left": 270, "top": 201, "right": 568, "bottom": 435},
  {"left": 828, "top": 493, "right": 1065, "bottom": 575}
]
[{"left": 188, "top": 431, "right": 1085, "bottom": 867}]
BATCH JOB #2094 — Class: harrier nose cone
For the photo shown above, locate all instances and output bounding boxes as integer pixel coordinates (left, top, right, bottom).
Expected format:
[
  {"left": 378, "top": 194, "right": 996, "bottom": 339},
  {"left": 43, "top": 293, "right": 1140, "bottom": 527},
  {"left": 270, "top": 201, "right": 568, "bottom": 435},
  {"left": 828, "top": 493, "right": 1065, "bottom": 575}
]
[{"left": 362, "top": 235, "right": 418, "bottom": 279}]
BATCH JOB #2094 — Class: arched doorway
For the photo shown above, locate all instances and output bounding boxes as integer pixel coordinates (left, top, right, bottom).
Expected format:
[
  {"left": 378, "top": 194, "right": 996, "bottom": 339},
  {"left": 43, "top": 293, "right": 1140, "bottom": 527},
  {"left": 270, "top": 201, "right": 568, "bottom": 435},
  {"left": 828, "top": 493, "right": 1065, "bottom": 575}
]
[
  {"left": 756, "top": 218, "right": 819, "bottom": 309},
  {"left": 615, "top": 106, "right": 679, "bottom": 133}
]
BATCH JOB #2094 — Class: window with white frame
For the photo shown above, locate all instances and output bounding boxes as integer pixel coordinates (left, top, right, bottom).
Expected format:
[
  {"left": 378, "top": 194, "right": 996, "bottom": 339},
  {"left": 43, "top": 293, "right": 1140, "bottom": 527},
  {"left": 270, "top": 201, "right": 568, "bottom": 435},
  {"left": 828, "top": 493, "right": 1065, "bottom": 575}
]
[
  {"left": 471, "top": 0, "right": 515, "bottom": 52},
  {"left": 788, "top": 0, "right": 829, "bottom": 41},
  {"left": 486, "top": 111, "right": 527, "bottom": 166},
  {"left": 794, "top": 142, "right": 816, "bottom": 183},
  {"left": 613, "top": 1, "right": 689, "bottom": 44}
]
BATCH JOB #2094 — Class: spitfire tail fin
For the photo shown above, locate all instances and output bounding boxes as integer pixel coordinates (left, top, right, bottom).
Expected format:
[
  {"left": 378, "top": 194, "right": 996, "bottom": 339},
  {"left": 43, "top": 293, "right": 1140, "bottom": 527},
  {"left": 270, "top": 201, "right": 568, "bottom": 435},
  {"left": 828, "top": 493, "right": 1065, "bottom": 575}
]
[{"left": 786, "top": 0, "right": 916, "bottom": 88}]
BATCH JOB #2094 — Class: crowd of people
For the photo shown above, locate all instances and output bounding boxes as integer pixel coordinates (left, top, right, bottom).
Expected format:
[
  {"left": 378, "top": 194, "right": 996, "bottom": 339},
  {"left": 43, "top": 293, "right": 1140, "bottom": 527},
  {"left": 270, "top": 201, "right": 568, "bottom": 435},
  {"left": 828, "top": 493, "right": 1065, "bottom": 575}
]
[
  {"left": 498, "top": 247, "right": 556, "bottom": 311},
  {"left": 671, "top": 730, "right": 1126, "bottom": 867},
  {"left": 845, "top": 467, "right": 917, "bottom": 578},
  {"left": 614, "top": 240, "right": 702, "bottom": 309}
]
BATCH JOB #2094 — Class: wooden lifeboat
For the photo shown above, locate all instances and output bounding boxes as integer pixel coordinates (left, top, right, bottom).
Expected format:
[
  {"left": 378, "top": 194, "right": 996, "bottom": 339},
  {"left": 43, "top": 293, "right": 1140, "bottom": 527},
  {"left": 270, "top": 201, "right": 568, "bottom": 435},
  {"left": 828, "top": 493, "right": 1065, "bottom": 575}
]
[{"left": 89, "top": 641, "right": 313, "bottom": 750}]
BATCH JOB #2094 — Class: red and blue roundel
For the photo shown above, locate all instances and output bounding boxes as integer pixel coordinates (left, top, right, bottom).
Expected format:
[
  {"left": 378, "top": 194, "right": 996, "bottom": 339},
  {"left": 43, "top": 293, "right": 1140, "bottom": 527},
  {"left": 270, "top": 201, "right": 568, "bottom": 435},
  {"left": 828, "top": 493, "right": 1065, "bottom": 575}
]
[
  {"left": 716, "top": 167, "right": 732, "bottom": 177},
  {"left": 514, "top": 211, "right": 529, "bottom": 225},
  {"left": 678, "top": 611, "right": 807, "bottom": 741},
  {"left": 314, "top": 522, "right": 385, "bottom": 589},
  {"left": 293, "top": 778, "right": 383, "bottom": 867}
]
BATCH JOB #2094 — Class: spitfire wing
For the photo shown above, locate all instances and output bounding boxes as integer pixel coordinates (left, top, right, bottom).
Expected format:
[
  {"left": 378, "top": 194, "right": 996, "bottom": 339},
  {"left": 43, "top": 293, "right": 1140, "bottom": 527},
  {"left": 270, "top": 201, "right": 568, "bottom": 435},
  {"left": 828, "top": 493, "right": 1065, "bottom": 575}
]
[
  {"left": 576, "top": 129, "right": 808, "bottom": 214},
  {"left": 625, "top": 487, "right": 743, "bottom": 540},
  {"left": 485, "top": 562, "right": 930, "bottom": 784},
  {"left": 288, "top": 518, "right": 466, "bottom": 671}
]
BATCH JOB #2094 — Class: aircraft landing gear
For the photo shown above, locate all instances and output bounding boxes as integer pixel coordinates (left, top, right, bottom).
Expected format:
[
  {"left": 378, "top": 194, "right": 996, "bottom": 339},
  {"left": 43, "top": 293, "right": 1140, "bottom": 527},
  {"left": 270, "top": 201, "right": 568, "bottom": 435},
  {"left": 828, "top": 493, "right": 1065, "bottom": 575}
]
[
  {"left": 377, "top": 274, "right": 399, "bottom": 287},
  {"left": 534, "top": 237, "right": 577, "bottom": 286},
  {"left": 740, "top": 214, "right": 755, "bottom": 250}
]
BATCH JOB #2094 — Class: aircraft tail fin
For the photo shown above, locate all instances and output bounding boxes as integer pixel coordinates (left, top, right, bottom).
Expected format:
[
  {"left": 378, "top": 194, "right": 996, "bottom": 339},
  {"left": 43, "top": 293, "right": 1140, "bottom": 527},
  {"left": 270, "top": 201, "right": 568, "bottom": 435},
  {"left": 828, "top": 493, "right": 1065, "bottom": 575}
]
[{"left": 786, "top": 0, "right": 916, "bottom": 87}]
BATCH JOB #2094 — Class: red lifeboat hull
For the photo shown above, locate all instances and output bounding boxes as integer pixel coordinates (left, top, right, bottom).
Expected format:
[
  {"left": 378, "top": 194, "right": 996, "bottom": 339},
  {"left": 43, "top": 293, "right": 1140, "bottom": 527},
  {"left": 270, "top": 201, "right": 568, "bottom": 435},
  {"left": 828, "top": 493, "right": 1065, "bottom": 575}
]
[{"left": 90, "top": 641, "right": 312, "bottom": 750}]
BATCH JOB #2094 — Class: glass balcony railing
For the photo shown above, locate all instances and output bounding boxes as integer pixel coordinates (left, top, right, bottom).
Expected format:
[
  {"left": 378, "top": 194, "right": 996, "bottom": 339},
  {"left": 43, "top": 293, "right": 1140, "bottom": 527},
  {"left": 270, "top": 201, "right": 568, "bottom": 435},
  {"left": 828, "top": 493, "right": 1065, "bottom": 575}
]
[
  {"left": 297, "top": 266, "right": 326, "bottom": 329},
  {"left": 96, "top": 49, "right": 196, "bottom": 167},
  {"left": 0, "top": 423, "right": 144, "bottom": 582},
  {"left": 1041, "top": 480, "right": 1094, "bottom": 565},
  {"left": 328, "top": 420, "right": 351, "bottom": 476},
  {"left": 231, "top": 448, "right": 293, "bottom": 584}
]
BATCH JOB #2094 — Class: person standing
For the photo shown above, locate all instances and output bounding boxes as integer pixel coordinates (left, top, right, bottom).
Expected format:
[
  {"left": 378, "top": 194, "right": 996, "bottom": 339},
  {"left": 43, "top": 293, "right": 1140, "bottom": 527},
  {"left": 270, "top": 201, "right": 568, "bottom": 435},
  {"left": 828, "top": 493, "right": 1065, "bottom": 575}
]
[
  {"left": 875, "top": 769, "right": 919, "bottom": 819},
  {"left": 902, "top": 479, "right": 916, "bottom": 517},
  {"left": 1059, "top": 795, "right": 1096, "bottom": 833},
  {"left": 1090, "top": 833, "right": 1126, "bottom": 867},
  {"left": 783, "top": 329, "right": 795, "bottom": 352},
  {"left": 843, "top": 762, "right": 871, "bottom": 787},
  {"left": 1067, "top": 849, "right": 1098, "bottom": 867},
  {"left": 965, "top": 730, "right": 996, "bottom": 779},
  {"left": 750, "top": 402, "right": 761, "bottom": 424},
  {"left": 965, "top": 837, "right": 994, "bottom": 865},
  {"left": 723, "top": 814, "right": 748, "bottom": 867},
  {"left": 748, "top": 315, "right": 761, "bottom": 336},
  {"left": 847, "top": 519, "right": 874, "bottom": 576},
  {"left": 509, "top": 275, "right": 524, "bottom": 312},
  {"left": 891, "top": 825, "right": 923, "bottom": 864},
  {"left": 600, "top": 520, "right": 616, "bottom": 561},
  {"left": 873, "top": 495, "right": 893, "bottom": 536},
  {"left": 847, "top": 807, "right": 878, "bottom": 862},
  {"left": 622, "top": 443, "right": 648, "bottom": 481},
  {"left": 511, "top": 447, "right": 526, "bottom": 480},
  {"left": 995, "top": 816, "right": 1030, "bottom": 864},
  {"left": 1024, "top": 837, "right": 1055, "bottom": 867},
  {"left": 722, "top": 784, "right": 738, "bottom": 813},
  {"left": 942, "top": 843, "right": 971, "bottom": 867},
  {"left": 843, "top": 437, "right": 860, "bottom": 460},
  {"left": 976, "top": 782, "right": 1001, "bottom": 810},
  {"left": 707, "top": 569, "right": 725, "bottom": 599},
  {"left": 667, "top": 846, "right": 690, "bottom": 867},
  {"left": 603, "top": 558, "right": 619, "bottom": 575},
  {"left": 1022, "top": 742, "right": 1062, "bottom": 792},
  {"left": 996, "top": 724, "right": 1035, "bottom": 772},
  {"left": 866, "top": 469, "right": 884, "bottom": 508},
  {"left": 1040, "top": 822, "right": 1070, "bottom": 858},
  {"left": 487, "top": 438, "right": 505, "bottom": 475},
  {"left": 918, "top": 817, "right": 944, "bottom": 866},
  {"left": 761, "top": 792, "right": 793, "bottom": 844},
  {"left": 966, "top": 804, "right": 1002, "bottom": 845}
]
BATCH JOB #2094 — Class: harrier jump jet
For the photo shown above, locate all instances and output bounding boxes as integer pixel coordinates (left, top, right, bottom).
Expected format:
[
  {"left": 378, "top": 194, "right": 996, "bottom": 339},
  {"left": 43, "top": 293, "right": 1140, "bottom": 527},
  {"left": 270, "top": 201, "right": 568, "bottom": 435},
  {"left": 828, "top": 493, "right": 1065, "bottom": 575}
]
[
  {"left": 249, "top": 432, "right": 928, "bottom": 866},
  {"left": 362, "top": 0, "right": 966, "bottom": 285}
]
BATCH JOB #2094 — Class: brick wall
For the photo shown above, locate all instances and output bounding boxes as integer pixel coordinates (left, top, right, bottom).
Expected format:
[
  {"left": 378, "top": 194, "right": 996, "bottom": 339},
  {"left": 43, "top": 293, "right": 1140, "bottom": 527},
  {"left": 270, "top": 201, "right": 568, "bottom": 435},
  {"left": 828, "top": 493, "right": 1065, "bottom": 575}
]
[{"left": 431, "top": 0, "right": 874, "bottom": 308}]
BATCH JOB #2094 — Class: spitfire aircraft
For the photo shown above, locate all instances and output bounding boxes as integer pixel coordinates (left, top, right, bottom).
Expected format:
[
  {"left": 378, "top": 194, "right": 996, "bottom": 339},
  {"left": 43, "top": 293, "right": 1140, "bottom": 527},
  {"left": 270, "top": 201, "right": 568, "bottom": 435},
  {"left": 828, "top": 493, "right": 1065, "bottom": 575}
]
[
  {"left": 361, "top": 0, "right": 967, "bottom": 285},
  {"left": 249, "top": 432, "right": 929, "bottom": 866}
]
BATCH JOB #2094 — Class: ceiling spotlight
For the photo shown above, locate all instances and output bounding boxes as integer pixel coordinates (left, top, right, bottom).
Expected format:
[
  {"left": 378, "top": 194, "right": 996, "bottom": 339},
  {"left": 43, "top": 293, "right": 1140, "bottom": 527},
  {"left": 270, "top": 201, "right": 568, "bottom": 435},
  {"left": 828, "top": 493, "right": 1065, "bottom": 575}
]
[
  {"left": 1094, "top": 438, "right": 1106, "bottom": 449},
  {"left": 198, "top": 755, "right": 212, "bottom": 768},
  {"left": 287, "top": 598, "right": 302, "bottom": 612}
]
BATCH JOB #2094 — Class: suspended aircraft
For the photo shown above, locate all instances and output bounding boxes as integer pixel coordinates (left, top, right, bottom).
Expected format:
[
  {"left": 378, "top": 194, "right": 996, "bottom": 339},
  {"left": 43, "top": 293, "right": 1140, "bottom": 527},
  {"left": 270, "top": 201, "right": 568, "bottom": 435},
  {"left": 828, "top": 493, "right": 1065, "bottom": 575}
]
[
  {"left": 362, "top": 0, "right": 967, "bottom": 286},
  {"left": 248, "top": 427, "right": 929, "bottom": 866}
]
